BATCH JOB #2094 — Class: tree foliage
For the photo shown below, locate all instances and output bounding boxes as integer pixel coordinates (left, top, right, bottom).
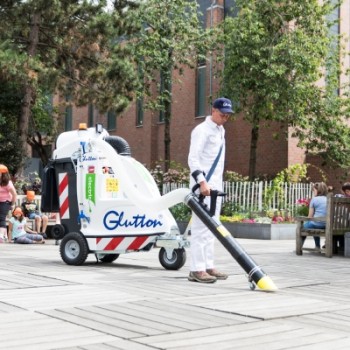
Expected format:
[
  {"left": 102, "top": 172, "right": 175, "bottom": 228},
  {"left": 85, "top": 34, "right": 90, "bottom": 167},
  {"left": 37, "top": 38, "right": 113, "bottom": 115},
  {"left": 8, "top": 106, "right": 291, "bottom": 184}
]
[
  {"left": 0, "top": 79, "right": 23, "bottom": 174},
  {"left": 130, "top": 0, "right": 213, "bottom": 170},
  {"left": 221, "top": 0, "right": 350, "bottom": 179},
  {"left": 0, "top": 0, "right": 140, "bottom": 172}
]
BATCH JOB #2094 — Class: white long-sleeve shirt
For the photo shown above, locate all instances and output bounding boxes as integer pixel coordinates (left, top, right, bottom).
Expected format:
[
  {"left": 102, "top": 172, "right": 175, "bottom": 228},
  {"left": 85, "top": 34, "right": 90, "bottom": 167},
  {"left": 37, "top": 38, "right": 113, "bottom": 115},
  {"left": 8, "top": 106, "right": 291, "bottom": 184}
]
[{"left": 188, "top": 116, "right": 225, "bottom": 191}]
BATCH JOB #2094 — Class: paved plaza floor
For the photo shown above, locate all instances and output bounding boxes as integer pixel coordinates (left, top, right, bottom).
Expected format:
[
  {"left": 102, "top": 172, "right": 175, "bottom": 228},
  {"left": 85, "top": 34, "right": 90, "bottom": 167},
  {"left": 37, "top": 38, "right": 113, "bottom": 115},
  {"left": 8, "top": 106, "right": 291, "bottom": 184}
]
[{"left": 0, "top": 236, "right": 349, "bottom": 349}]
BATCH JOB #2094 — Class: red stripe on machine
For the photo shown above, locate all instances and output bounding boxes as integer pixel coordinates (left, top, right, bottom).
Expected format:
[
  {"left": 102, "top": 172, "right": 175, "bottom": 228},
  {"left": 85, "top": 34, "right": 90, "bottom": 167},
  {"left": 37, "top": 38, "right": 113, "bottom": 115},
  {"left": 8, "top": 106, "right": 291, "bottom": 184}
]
[
  {"left": 127, "top": 236, "right": 149, "bottom": 250},
  {"left": 59, "top": 173, "right": 68, "bottom": 194},
  {"left": 104, "top": 237, "right": 124, "bottom": 251},
  {"left": 58, "top": 173, "right": 70, "bottom": 219},
  {"left": 60, "top": 197, "right": 69, "bottom": 218}
]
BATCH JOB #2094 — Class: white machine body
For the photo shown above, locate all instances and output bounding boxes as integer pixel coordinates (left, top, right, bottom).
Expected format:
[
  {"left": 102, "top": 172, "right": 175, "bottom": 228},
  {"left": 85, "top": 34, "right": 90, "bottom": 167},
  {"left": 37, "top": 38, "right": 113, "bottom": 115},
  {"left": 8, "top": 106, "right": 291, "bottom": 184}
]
[{"left": 50, "top": 124, "right": 189, "bottom": 259}]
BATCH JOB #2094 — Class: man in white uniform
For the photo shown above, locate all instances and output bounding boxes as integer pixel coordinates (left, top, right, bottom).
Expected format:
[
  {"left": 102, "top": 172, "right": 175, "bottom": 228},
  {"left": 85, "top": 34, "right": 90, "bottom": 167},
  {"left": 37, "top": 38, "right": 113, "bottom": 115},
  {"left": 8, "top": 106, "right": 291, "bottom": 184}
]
[{"left": 188, "top": 97, "right": 233, "bottom": 283}]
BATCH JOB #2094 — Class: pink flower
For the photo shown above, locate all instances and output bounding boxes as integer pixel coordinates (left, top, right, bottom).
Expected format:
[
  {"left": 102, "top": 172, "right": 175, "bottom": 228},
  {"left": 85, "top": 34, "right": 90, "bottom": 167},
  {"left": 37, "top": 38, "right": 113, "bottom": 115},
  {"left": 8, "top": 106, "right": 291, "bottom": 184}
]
[
  {"left": 272, "top": 216, "right": 284, "bottom": 223},
  {"left": 296, "top": 198, "right": 310, "bottom": 206},
  {"left": 241, "top": 218, "right": 256, "bottom": 223},
  {"left": 296, "top": 198, "right": 310, "bottom": 216}
]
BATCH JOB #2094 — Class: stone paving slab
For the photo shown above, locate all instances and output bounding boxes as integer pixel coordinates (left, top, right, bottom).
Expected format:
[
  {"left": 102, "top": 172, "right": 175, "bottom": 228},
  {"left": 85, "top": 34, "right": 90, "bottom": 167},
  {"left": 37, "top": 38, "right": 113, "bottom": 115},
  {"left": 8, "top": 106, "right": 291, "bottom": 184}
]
[{"left": 0, "top": 238, "right": 349, "bottom": 349}]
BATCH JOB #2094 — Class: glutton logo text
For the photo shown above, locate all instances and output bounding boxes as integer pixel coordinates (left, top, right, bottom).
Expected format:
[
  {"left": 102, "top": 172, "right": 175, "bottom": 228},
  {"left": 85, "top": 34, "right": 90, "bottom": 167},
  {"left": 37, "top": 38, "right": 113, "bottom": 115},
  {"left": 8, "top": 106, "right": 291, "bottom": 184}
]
[{"left": 103, "top": 210, "right": 163, "bottom": 230}]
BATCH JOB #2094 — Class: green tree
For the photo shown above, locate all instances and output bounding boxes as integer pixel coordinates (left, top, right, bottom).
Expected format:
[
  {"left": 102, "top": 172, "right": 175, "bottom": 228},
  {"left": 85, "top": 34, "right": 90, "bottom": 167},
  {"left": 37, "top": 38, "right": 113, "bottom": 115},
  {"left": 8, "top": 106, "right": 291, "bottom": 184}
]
[
  {"left": 221, "top": 0, "right": 350, "bottom": 180},
  {"left": 0, "top": 79, "right": 23, "bottom": 174},
  {"left": 27, "top": 89, "right": 58, "bottom": 167},
  {"left": 0, "top": 0, "right": 140, "bottom": 173},
  {"left": 0, "top": 64, "right": 58, "bottom": 171},
  {"left": 131, "top": 0, "right": 213, "bottom": 170}
]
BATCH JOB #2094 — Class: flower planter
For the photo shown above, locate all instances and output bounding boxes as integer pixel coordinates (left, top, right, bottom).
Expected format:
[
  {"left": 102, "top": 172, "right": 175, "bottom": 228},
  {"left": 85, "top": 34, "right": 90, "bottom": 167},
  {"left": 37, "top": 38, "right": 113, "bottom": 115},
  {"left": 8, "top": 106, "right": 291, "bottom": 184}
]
[
  {"left": 176, "top": 221, "right": 189, "bottom": 235},
  {"left": 177, "top": 221, "right": 297, "bottom": 240},
  {"left": 222, "top": 222, "right": 297, "bottom": 240}
]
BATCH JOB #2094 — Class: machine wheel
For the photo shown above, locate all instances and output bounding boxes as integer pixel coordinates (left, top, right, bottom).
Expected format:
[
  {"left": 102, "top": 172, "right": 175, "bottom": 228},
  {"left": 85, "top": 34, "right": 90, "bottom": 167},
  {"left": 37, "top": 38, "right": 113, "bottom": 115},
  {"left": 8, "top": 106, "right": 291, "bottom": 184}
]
[
  {"left": 99, "top": 254, "right": 119, "bottom": 263},
  {"left": 159, "top": 247, "right": 186, "bottom": 270},
  {"left": 60, "top": 232, "right": 89, "bottom": 265},
  {"left": 52, "top": 224, "right": 65, "bottom": 240}
]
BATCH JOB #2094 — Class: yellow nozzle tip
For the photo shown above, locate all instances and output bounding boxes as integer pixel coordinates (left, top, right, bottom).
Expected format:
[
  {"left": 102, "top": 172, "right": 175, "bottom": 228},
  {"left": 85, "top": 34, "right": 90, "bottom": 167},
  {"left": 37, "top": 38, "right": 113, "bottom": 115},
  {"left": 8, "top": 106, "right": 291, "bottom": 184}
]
[{"left": 257, "top": 275, "right": 278, "bottom": 292}]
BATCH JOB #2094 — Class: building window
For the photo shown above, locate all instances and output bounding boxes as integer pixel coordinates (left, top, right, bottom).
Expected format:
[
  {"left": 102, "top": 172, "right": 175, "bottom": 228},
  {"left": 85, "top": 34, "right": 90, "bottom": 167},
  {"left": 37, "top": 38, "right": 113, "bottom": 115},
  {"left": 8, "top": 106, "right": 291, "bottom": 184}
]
[
  {"left": 37, "top": 93, "right": 54, "bottom": 133},
  {"left": 327, "top": 0, "right": 339, "bottom": 36},
  {"left": 136, "top": 61, "right": 145, "bottom": 126},
  {"left": 224, "top": 0, "right": 238, "bottom": 18},
  {"left": 159, "top": 109, "right": 165, "bottom": 123},
  {"left": 159, "top": 72, "right": 165, "bottom": 123},
  {"left": 88, "top": 104, "right": 94, "bottom": 127},
  {"left": 198, "top": 0, "right": 218, "bottom": 28},
  {"left": 196, "top": 62, "right": 206, "bottom": 117},
  {"left": 326, "top": 1, "right": 340, "bottom": 95},
  {"left": 65, "top": 106, "right": 72, "bottom": 131},
  {"left": 45, "top": 94, "right": 54, "bottom": 116},
  {"left": 107, "top": 110, "right": 116, "bottom": 131},
  {"left": 136, "top": 97, "right": 143, "bottom": 126},
  {"left": 65, "top": 94, "right": 72, "bottom": 131}
]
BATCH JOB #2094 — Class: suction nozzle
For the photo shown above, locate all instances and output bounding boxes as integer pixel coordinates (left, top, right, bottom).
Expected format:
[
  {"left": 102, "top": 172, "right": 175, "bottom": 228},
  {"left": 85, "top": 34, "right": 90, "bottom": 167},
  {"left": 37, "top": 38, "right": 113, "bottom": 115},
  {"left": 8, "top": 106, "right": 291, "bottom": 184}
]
[{"left": 257, "top": 275, "right": 278, "bottom": 292}]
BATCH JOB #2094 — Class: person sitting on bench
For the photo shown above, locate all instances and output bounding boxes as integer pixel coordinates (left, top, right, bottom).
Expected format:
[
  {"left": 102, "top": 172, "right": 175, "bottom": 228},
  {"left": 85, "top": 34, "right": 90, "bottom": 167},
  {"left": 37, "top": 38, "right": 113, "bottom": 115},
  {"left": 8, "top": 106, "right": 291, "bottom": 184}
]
[{"left": 21, "top": 190, "right": 48, "bottom": 238}]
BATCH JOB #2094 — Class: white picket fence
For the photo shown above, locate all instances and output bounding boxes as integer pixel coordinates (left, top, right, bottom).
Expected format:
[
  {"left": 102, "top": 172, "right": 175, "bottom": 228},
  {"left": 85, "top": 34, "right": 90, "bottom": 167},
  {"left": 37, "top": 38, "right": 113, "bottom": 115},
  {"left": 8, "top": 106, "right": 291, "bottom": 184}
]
[{"left": 162, "top": 181, "right": 313, "bottom": 214}]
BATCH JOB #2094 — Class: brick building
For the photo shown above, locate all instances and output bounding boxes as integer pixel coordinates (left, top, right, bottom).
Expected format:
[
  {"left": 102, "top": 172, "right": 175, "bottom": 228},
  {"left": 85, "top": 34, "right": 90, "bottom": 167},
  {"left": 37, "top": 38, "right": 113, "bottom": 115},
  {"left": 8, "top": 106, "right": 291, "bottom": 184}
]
[{"left": 51, "top": 0, "right": 350, "bottom": 190}]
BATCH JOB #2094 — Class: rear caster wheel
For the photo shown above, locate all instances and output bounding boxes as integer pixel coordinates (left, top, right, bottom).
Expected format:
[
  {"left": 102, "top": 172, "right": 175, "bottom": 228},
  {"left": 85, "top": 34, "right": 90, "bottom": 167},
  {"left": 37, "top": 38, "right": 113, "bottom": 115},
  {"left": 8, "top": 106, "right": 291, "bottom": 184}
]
[
  {"left": 159, "top": 247, "right": 186, "bottom": 270},
  {"left": 52, "top": 224, "right": 65, "bottom": 240}
]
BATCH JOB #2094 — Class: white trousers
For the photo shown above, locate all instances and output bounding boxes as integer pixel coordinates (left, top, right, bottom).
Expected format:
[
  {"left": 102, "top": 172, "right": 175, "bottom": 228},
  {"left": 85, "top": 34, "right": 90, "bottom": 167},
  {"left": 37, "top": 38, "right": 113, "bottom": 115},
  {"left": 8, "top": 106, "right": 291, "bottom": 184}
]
[{"left": 190, "top": 196, "right": 222, "bottom": 272}]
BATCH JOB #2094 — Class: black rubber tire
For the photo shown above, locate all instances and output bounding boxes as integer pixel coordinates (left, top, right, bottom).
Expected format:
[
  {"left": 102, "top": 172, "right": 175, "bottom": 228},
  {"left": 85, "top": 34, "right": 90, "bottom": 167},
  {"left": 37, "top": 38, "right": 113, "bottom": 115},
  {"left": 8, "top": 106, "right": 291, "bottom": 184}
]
[
  {"left": 158, "top": 247, "right": 186, "bottom": 270},
  {"left": 52, "top": 224, "right": 65, "bottom": 240},
  {"left": 60, "top": 232, "right": 89, "bottom": 266},
  {"left": 99, "top": 254, "right": 119, "bottom": 263}
]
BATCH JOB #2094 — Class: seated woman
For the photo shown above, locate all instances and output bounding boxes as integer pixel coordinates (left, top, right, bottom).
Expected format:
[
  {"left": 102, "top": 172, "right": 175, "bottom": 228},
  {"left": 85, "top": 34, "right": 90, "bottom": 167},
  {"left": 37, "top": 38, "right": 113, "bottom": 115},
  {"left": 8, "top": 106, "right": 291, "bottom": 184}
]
[
  {"left": 8, "top": 207, "right": 45, "bottom": 244},
  {"left": 302, "top": 182, "right": 328, "bottom": 249}
]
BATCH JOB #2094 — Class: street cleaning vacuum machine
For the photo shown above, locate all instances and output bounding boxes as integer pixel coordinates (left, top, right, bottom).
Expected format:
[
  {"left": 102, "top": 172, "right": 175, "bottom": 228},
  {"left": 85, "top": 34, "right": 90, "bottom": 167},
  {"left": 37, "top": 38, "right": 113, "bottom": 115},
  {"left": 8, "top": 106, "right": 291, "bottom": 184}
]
[
  {"left": 41, "top": 123, "right": 190, "bottom": 270},
  {"left": 42, "top": 123, "right": 277, "bottom": 291}
]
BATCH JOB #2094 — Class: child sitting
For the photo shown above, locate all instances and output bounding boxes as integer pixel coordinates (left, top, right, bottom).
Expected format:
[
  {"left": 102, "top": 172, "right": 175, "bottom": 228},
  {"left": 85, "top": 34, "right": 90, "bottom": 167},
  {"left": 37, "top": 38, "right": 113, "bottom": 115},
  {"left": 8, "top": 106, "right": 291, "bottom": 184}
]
[
  {"left": 8, "top": 207, "right": 45, "bottom": 244},
  {"left": 21, "top": 190, "right": 48, "bottom": 238}
]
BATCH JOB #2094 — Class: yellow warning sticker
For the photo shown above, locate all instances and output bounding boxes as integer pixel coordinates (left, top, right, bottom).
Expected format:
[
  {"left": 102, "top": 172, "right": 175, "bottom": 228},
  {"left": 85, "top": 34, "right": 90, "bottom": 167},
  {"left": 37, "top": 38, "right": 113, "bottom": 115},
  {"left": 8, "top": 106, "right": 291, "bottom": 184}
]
[
  {"left": 106, "top": 178, "right": 119, "bottom": 192},
  {"left": 217, "top": 225, "right": 230, "bottom": 237}
]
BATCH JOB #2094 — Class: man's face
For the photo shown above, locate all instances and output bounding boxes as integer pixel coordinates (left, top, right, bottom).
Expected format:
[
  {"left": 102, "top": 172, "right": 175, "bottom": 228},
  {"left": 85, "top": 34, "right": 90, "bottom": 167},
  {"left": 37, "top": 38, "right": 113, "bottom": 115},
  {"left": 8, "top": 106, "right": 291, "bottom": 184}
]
[
  {"left": 211, "top": 108, "right": 231, "bottom": 126},
  {"left": 344, "top": 189, "right": 350, "bottom": 197}
]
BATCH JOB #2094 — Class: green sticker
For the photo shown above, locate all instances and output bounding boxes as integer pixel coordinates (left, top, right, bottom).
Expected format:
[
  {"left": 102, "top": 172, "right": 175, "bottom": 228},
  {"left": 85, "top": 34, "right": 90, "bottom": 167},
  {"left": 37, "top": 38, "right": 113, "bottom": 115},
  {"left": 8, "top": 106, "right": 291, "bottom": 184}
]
[{"left": 86, "top": 174, "right": 96, "bottom": 205}]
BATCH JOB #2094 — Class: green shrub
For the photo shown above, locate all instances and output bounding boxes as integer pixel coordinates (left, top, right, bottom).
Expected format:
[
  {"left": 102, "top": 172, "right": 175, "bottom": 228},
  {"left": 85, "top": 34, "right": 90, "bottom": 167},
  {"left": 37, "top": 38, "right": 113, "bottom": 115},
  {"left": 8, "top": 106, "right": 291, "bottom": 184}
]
[
  {"left": 169, "top": 203, "right": 191, "bottom": 221},
  {"left": 224, "top": 170, "right": 248, "bottom": 182},
  {"left": 221, "top": 200, "right": 243, "bottom": 216},
  {"left": 13, "top": 172, "right": 42, "bottom": 194}
]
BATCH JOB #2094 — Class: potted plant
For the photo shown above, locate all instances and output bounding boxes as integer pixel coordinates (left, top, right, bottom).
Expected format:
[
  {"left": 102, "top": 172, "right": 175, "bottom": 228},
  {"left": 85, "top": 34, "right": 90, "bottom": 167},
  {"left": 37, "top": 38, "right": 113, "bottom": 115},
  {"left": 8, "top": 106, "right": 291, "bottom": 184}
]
[
  {"left": 169, "top": 203, "right": 191, "bottom": 234},
  {"left": 295, "top": 198, "right": 310, "bottom": 217}
]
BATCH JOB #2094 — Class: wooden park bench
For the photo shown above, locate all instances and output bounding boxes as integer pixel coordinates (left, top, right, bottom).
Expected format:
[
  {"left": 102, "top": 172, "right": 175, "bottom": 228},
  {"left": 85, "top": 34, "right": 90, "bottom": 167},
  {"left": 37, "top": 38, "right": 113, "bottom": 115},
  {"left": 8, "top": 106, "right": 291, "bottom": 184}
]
[{"left": 295, "top": 194, "right": 350, "bottom": 257}]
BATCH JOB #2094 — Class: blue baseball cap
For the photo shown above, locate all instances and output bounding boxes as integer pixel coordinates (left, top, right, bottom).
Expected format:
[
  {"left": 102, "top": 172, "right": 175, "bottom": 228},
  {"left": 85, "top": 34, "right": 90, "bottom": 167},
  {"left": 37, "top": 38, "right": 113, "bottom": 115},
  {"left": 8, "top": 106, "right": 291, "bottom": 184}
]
[{"left": 213, "top": 97, "right": 233, "bottom": 114}]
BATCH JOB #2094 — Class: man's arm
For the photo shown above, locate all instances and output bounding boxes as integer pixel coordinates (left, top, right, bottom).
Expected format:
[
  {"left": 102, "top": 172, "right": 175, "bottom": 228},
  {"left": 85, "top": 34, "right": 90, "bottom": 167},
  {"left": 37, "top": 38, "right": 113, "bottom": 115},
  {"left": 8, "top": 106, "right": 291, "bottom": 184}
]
[{"left": 188, "top": 127, "right": 207, "bottom": 188}]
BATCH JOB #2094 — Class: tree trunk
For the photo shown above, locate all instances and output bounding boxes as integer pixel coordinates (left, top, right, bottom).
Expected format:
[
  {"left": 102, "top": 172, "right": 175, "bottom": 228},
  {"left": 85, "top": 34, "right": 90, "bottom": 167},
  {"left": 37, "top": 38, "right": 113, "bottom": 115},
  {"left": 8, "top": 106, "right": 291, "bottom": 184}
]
[
  {"left": 248, "top": 122, "right": 260, "bottom": 181},
  {"left": 18, "top": 12, "right": 41, "bottom": 175},
  {"left": 27, "top": 132, "right": 49, "bottom": 167}
]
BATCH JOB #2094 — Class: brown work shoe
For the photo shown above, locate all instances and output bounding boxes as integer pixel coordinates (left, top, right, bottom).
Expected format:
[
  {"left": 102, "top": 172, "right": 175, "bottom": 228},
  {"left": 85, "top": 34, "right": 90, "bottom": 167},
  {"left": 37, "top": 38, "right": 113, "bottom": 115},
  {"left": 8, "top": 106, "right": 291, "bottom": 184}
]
[
  {"left": 188, "top": 271, "right": 217, "bottom": 283},
  {"left": 206, "top": 269, "right": 228, "bottom": 280}
]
